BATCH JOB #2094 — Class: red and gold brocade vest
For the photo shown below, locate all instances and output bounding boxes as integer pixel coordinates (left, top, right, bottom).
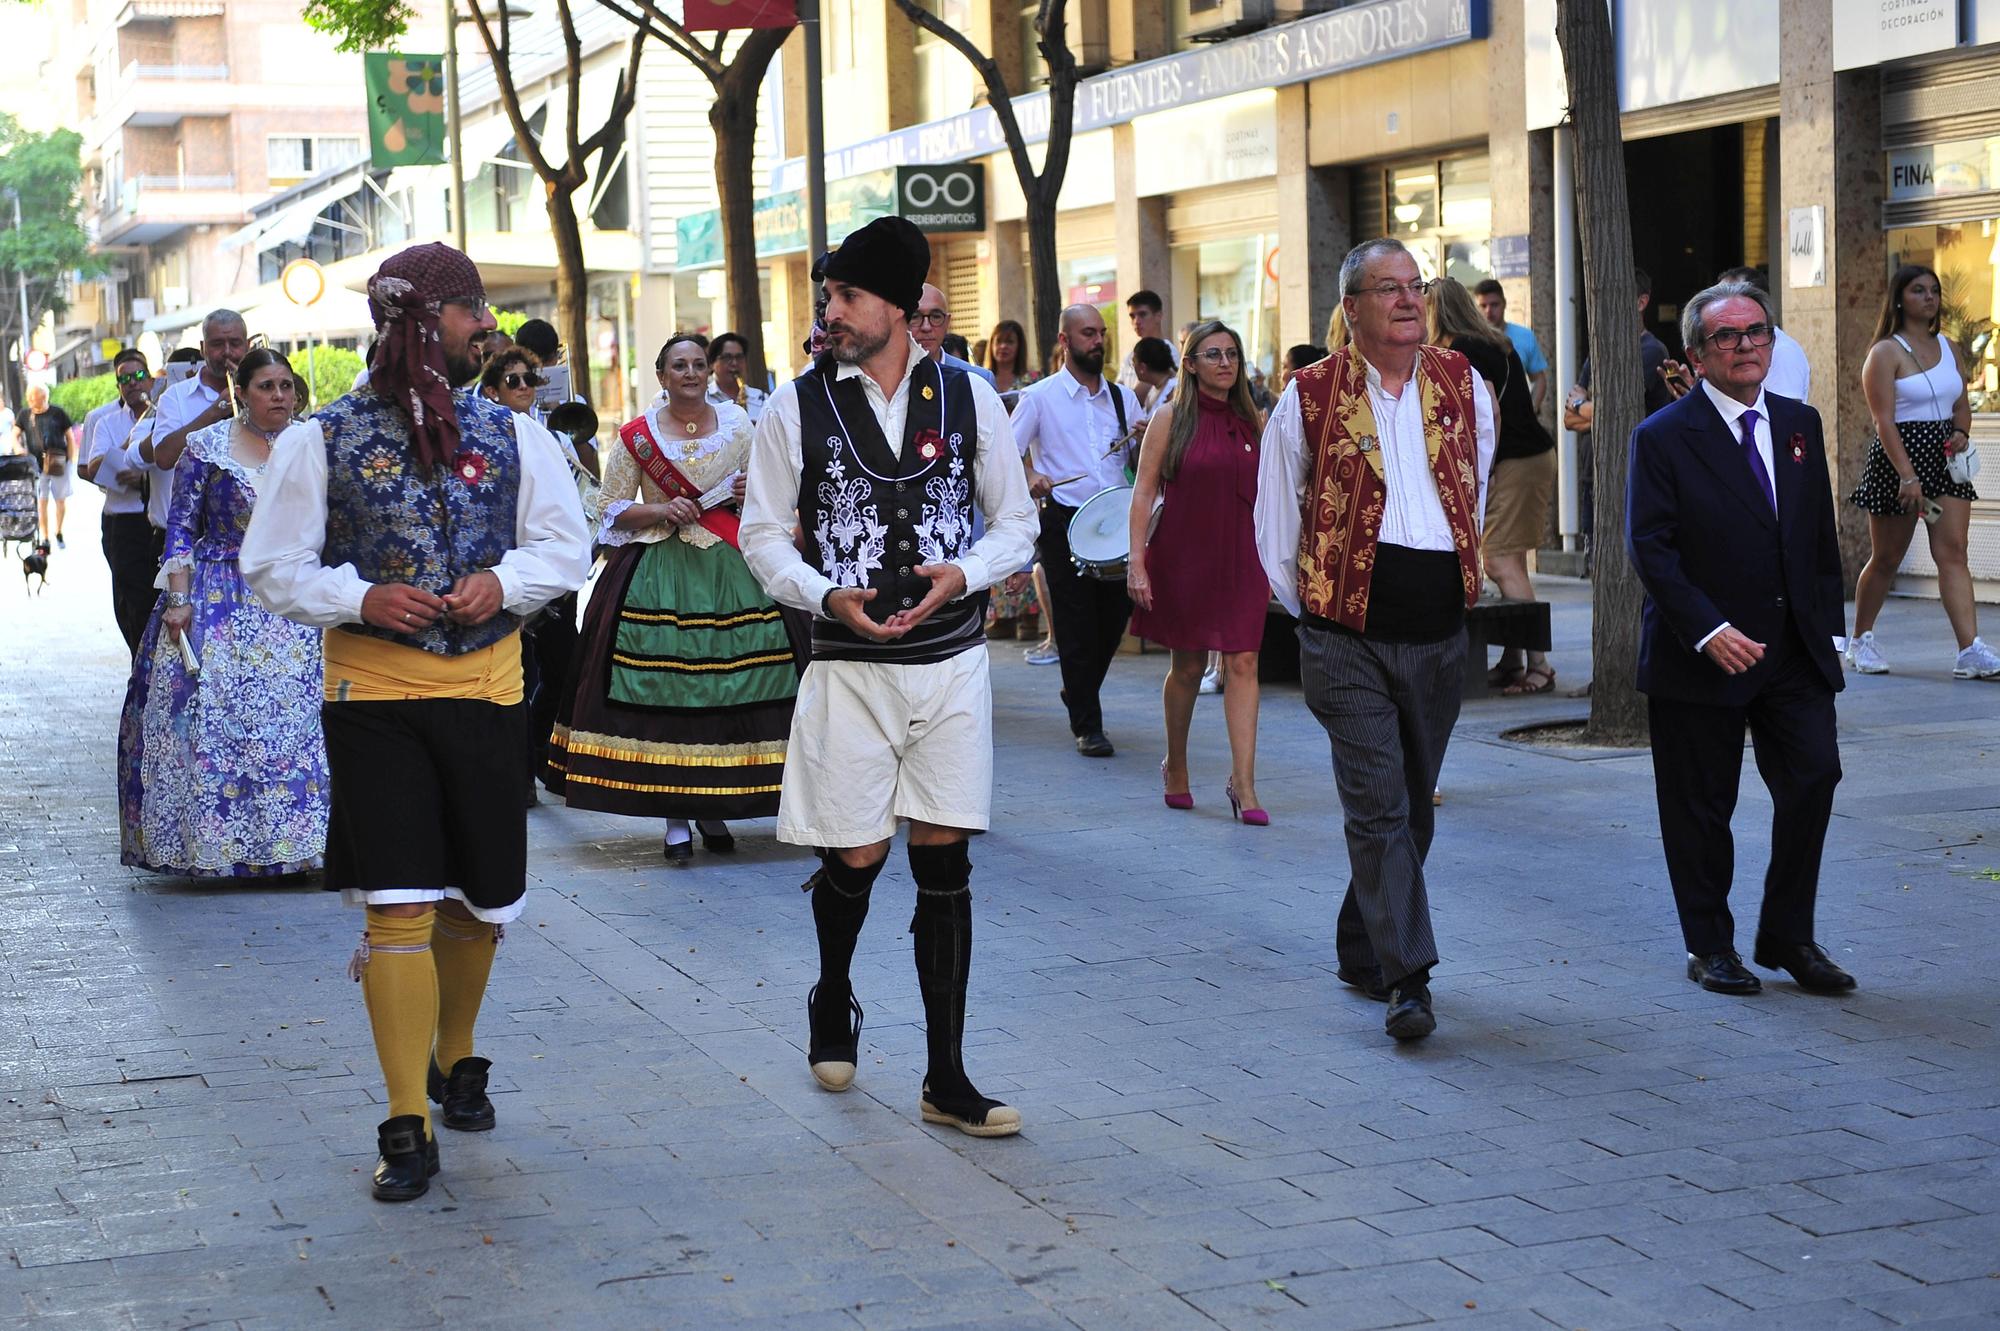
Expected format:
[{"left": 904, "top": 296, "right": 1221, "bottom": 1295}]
[{"left": 1292, "top": 346, "right": 1482, "bottom": 633}]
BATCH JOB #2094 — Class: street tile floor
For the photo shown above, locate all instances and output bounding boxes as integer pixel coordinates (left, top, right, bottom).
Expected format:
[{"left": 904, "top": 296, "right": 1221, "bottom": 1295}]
[{"left": 3, "top": 486, "right": 1997, "bottom": 1330}]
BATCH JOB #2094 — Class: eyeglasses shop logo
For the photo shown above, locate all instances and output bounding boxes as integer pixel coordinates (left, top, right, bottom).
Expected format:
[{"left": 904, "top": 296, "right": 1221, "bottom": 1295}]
[{"left": 897, "top": 164, "right": 984, "bottom": 232}]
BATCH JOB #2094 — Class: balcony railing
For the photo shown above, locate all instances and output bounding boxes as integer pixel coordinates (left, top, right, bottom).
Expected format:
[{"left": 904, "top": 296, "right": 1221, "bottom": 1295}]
[
  {"left": 131, "top": 174, "right": 236, "bottom": 191},
  {"left": 120, "top": 61, "right": 230, "bottom": 81}
]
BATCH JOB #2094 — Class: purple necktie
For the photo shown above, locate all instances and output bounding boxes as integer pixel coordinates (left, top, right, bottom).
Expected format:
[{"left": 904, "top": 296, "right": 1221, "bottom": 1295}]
[{"left": 1739, "top": 409, "right": 1775, "bottom": 514}]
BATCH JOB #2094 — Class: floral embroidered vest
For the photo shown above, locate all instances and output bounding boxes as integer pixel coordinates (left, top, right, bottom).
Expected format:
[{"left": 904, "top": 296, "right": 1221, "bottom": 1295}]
[
  {"left": 318, "top": 387, "right": 522, "bottom": 657},
  {"left": 795, "top": 355, "right": 984, "bottom": 665},
  {"left": 1292, "top": 346, "right": 1482, "bottom": 633}
]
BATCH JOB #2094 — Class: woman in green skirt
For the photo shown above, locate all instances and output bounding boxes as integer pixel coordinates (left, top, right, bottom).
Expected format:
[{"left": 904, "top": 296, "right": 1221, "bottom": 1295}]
[{"left": 546, "top": 334, "right": 799, "bottom": 864}]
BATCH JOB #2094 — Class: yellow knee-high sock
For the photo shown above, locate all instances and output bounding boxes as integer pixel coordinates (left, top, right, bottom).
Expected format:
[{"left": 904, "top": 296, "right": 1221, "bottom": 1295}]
[
  {"left": 431, "top": 912, "right": 498, "bottom": 1073},
  {"left": 359, "top": 908, "right": 439, "bottom": 1130}
]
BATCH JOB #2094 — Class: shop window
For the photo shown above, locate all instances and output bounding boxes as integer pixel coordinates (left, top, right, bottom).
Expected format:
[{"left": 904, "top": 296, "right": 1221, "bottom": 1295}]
[
  {"left": 267, "top": 134, "right": 363, "bottom": 189},
  {"left": 1356, "top": 153, "right": 1495, "bottom": 290},
  {"left": 1890, "top": 222, "right": 2000, "bottom": 417},
  {"left": 1175, "top": 232, "right": 1279, "bottom": 381}
]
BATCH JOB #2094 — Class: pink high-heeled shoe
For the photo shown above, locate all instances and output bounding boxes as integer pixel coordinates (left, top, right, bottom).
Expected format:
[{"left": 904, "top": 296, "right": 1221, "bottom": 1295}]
[
  {"left": 1162, "top": 759, "right": 1194, "bottom": 811},
  {"left": 1226, "top": 781, "right": 1268, "bottom": 827}
]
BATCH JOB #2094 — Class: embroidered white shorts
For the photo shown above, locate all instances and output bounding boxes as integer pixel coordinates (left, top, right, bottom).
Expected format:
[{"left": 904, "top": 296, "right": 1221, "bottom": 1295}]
[{"left": 777, "top": 647, "right": 993, "bottom": 848}]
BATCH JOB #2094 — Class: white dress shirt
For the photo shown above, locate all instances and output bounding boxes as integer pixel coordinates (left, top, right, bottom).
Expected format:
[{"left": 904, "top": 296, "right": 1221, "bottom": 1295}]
[
  {"left": 1766, "top": 326, "right": 1811, "bottom": 403},
  {"left": 147, "top": 372, "right": 223, "bottom": 517},
  {"left": 83, "top": 401, "right": 146, "bottom": 516},
  {"left": 741, "top": 334, "right": 1038, "bottom": 616},
  {"left": 240, "top": 412, "right": 592, "bottom": 626},
  {"left": 707, "top": 377, "right": 767, "bottom": 424},
  {"left": 1009, "top": 365, "right": 1143, "bottom": 508},
  {"left": 123, "top": 416, "right": 174, "bottom": 529},
  {"left": 1255, "top": 354, "right": 1497, "bottom": 617},
  {"left": 1690, "top": 380, "right": 1774, "bottom": 652}
]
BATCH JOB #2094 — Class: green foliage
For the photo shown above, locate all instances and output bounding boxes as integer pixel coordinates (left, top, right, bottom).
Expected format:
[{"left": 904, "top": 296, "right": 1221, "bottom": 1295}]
[
  {"left": 296, "top": 346, "right": 366, "bottom": 412},
  {"left": 302, "top": 0, "right": 414, "bottom": 53},
  {"left": 493, "top": 308, "right": 529, "bottom": 338},
  {"left": 48, "top": 371, "right": 116, "bottom": 421},
  {"left": 0, "top": 113, "right": 102, "bottom": 336}
]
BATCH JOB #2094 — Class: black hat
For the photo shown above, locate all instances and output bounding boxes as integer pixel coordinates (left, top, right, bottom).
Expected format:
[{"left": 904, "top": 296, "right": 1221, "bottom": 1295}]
[{"left": 819, "top": 217, "right": 929, "bottom": 315}]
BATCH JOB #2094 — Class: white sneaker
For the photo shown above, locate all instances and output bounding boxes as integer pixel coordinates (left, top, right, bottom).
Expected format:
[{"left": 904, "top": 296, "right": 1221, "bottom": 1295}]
[
  {"left": 1197, "top": 667, "right": 1222, "bottom": 695},
  {"left": 1953, "top": 637, "right": 2000, "bottom": 679},
  {"left": 1846, "top": 631, "right": 1889, "bottom": 674}
]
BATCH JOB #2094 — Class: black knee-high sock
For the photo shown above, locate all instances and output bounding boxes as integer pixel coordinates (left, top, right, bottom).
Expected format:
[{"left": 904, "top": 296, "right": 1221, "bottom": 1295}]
[
  {"left": 813, "top": 854, "right": 881, "bottom": 996},
  {"left": 909, "top": 840, "right": 975, "bottom": 1100}
]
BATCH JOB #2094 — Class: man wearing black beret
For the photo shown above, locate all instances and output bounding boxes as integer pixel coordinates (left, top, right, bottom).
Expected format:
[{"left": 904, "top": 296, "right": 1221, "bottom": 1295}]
[{"left": 742, "top": 216, "right": 1039, "bottom": 1136}]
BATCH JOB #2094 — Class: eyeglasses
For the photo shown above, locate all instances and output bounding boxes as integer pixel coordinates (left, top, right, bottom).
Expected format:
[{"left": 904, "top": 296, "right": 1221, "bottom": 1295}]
[
  {"left": 116, "top": 370, "right": 151, "bottom": 385},
  {"left": 1351, "top": 280, "right": 1435, "bottom": 301},
  {"left": 1701, "top": 323, "right": 1775, "bottom": 351},
  {"left": 1195, "top": 347, "right": 1241, "bottom": 365},
  {"left": 912, "top": 310, "right": 950, "bottom": 326},
  {"left": 502, "top": 372, "right": 546, "bottom": 389}
]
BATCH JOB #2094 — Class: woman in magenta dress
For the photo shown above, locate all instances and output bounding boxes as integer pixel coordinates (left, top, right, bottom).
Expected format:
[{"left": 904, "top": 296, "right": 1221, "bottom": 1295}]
[{"left": 1126, "top": 320, "right": 1270, "bottom": 824}]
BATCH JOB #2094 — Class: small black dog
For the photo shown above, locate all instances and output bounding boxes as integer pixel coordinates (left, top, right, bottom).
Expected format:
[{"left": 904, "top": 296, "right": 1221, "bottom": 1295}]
[{"left": 22, "top": 541, "right": 49, "bottom": 594}]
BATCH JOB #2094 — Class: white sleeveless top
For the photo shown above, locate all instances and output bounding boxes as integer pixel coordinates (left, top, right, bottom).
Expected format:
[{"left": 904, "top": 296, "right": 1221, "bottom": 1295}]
[{"left": 1891, "top": 334, "right": 1961, "bottom": 423}]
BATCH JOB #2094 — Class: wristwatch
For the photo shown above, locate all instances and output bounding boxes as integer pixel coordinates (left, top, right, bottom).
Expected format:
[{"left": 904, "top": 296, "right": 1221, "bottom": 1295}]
[{"left": 820, "top": 588, "right": 836, "bottom": 618}]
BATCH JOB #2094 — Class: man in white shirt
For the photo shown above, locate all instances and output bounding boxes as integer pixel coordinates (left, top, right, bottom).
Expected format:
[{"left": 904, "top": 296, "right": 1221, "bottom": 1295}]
[
  {"left": 1255, "top": 238, "right": 1495, "bottom": 1043},
  {"left": 705, "top": 330, "right": 769, "bottom": 423},
  {"left": 148, "top": 310, "right": 247, "bottom": 474},
  {"left": 1117, "top": 289, "right": 1175, "bottom": 408},
  {"left": 741, "top": 216, "right": 1036, "bottom": 1138},
  {"left": 77, "top": 349, "right": 161, "bottom": 652},
  {"left": 1013, "top": 304, "right": 1144, "bottom": 756}
]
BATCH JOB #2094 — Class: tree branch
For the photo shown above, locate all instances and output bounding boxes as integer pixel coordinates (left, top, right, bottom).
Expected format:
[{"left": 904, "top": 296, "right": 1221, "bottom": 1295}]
[
  {"left": 886, "top": 0, "right": 1043, "bottom": 195},
  {"left": 463, "top": 0, "right": 557, "bottom": 181},
  {"left": 615, "top": 0, "right": 725, "bottom": 82},
  {"left": 593, "top": 0, "right": 715, "bottom": 73}
]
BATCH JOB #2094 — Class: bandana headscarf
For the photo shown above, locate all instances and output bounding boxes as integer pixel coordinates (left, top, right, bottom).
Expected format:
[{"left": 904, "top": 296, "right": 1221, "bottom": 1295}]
[{"left": 366, "top": 243, "right": 487, "bottom": 473}]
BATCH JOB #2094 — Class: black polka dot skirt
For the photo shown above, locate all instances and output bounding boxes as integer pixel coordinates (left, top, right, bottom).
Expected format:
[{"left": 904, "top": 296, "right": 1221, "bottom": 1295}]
[{"left": 1848, "top": 418, "right": 1979, "bottom": 515}]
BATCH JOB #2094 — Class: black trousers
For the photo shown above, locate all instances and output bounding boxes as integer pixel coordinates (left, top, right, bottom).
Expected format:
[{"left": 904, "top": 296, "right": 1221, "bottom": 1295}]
[
  {"left": 1036, "top": 500, "right": 1132, "bottom": 737},
  {"left": 1646, "top": 619, "right": 1841, "bottom": 957},
  {"left": 523, "top": 592, "right": 579, "bottom": 788},
  {"left": 102, "top": 513, "right": 162, "bottom": 655}
]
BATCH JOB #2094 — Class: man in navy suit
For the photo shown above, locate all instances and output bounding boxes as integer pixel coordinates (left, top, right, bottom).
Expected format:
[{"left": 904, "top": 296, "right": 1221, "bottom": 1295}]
[{"left": 1626, "top": 280, "right": 1855, "bottom": 997}]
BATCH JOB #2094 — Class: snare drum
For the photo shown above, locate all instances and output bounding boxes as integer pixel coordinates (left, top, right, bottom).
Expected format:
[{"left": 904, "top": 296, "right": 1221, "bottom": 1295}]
[{"left": 1067, "top": 485, "right": 1133, "bottom": 581}]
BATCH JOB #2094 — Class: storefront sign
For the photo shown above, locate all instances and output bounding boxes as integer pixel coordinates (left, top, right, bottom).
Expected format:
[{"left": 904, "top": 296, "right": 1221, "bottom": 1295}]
[
  {"left": 1887, "top": 138, "right": 1997, "bottom": 201},
  {"left": 675, "top": 171, "right": 899, "bottom": 267},
  {"left": 1132, "top": 91, "right": 1277, "bottom": 197},
  {"left": 1490, "top": 233, "right": 1530, "bottom": 280},
  {"left": 1787, "top": 205, "right": 1825, "bottom": 290},
  {"left": 772, "top": 0, "right": 1487, "bottom": 192},
  {"left": 897, "top": 164, "right": 985, "bottom": 232},
  {"left": 1832, "top": 0, "right": 1959, "bottom": 70}
]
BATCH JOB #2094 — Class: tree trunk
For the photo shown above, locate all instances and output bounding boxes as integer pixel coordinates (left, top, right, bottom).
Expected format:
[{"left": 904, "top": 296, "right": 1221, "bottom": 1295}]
[
  {"left": 1022, "top": 181, "right": 1063, "bottom": 376},
  {"left": 546, "top": 179, "right": 594, "bottom": 398},
  {"left": 711, "top": 81, "right": 766, "bottom": 391},
  {"left": 1556, "top": 0, "right": 1647, "bottom": 747}
]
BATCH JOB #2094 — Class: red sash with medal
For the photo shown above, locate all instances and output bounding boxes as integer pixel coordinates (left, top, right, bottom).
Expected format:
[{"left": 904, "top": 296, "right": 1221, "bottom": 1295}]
[{"left": 618, "top": 414, "right": 741, "bottom": 548}]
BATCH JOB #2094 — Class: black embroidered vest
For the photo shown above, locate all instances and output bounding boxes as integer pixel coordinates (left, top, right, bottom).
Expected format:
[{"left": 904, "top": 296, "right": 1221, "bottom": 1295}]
[{"left": 796, "top": 355, "right": 986, "bottom": 664}]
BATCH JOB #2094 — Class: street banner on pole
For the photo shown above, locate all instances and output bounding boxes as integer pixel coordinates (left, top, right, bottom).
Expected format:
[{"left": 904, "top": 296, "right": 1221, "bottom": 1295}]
[
  {"left": 682, "top": 0, "right": 796, "bottom": 31},
  {"left": 366, "top": 53, "right": 447, "bottom": 168}
]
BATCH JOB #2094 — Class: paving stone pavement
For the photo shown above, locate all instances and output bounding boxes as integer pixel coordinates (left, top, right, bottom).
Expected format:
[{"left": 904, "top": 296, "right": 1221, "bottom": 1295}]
[{"left": 3, "top": 486, "right": 1998, "bottom": 1331}]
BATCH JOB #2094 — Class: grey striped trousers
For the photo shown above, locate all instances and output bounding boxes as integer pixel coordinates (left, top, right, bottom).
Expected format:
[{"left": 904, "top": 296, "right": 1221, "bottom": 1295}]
[{"left": 1298, "top": 625, "right": 1465, "bottom": 988}]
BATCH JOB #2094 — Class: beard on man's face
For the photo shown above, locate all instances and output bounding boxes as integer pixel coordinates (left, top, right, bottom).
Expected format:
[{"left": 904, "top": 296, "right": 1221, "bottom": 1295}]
[
  {"left": 444, "top": 334, "right": 488, "bottom": 385},
  {"left": 826, "top": 320, "right": 891, "bottom": 365},
  {"left": 1069, "top": 345, "right": 1106, "bottom": 376}
]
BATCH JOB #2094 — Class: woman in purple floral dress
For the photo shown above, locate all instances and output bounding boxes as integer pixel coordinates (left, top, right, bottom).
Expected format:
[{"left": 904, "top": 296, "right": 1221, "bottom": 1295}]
[{"left": 118, "top": 349, "right": 329, "bottom": 877}]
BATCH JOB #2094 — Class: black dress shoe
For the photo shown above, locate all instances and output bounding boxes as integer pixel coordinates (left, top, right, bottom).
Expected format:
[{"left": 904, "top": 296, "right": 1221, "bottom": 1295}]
[
  {"left": 807, "top": 983, "right": 864, "bottom": 1091},
  {"left": 1687, "top": 951, "right": 1762, "bottom": 995},
  {"left": 1752, "top": 938, "right": 1856, "bottom": 994},
  {"left": 1336, "top": 965, "right": 1391, "bottom": 1002},
  {"left": 1076, "top": 731, "right": 1114, "bottom": 758},
  {"left": 371, "top": 1114, "right": 438, "bottom": 1202},
  {"left": 663, "top": 837, "right": 693, "bottom": 866},
  {"left": 698, "top": 823, "right": 736, "bottom": 854},
  {"left": 1384, "top": 984, "right": 1435, "bottom": 1040},
  {"left": 431, "top": 1056, "right": 495, "bottom": 1131}
]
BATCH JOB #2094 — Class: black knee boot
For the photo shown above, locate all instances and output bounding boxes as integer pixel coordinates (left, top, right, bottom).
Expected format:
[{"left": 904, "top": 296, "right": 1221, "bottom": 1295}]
[
  {"left": 806, "top": 854, "right": 880, "bottom": 1089},
  {"left": 909, "top": 841, "right": 1020, "bottom": 1137}
]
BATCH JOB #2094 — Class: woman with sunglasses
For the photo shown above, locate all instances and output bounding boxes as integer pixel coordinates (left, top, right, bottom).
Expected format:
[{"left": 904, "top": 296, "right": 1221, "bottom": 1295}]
[
  {"left": 546, "top": 334, "right": 800, "bottom": 864},
  {"left": 1126, "top": 320, "right": 1271, "bottom": 824},
  {"left": 118, "top": 347, "right": 330, "bottom": 877},
  {"left": 479, "top": 347, "right": 545, "bottom": 415},
  {"left": 1846, "top": 265, "right": 1996, "bottom": 679}
]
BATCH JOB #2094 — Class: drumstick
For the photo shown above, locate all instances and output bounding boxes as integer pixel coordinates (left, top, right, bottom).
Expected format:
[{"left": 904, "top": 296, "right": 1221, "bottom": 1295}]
[{"left": 1044, "top": 473, "right": 1089, "bottom": 488}]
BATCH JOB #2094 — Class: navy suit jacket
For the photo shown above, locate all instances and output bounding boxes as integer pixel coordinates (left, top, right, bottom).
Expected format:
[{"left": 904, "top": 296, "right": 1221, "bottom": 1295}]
[{"left": 1626, "top": 388, "right": 1846, "bottom": 707}]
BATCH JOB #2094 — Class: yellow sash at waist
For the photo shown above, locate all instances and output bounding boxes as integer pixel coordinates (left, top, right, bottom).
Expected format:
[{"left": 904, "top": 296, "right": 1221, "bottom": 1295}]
[{"left": 323, "top": 627, "right": 523, "bottom": 705}]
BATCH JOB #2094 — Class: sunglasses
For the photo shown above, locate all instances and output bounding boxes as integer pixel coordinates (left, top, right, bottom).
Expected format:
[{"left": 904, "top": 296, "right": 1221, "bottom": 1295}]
[
  {"left": 116, "top": 370, "right": 151, "bottom": 385},
  {"left": 502, "top": 372, "right": 546, "bottom": 389}
]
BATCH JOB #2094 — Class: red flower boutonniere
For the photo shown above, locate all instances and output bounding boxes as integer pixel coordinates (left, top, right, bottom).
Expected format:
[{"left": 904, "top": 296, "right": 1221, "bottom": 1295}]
[
  {"left": 1789, "top": 432, "right": 1806, "bottom": 464},
  {"left": 913, "top": 428, "right": 944, "bottom": 462},
  {"left": 454, "top": 451, "right": 488, "bottom": 485}
]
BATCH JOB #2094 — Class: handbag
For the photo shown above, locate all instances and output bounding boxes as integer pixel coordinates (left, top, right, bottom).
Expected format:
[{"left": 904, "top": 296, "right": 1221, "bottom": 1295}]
[
  {"left": 1947, "top": 441, "right": 1981, "bottom": 486},
  {"left": 1893, "top": 332, "right": 1977, "bottom": 485}
]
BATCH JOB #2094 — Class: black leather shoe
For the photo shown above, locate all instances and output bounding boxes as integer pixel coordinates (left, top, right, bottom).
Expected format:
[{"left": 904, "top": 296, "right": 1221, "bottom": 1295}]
[
  {"left": 663, "top": 837, "right": 693, "bottom": 866},
  {"left": 1687, "top": 951, "right": 1762, "bottom": 995},
  {"left": 1076, "top": 731, "right": 1114, "bottom": 758},
  {"left": 807, "top": 983, "right": 864, "bottom": 1091},
  {"left": 698, "top": 823, "right": 736, "bottom": 854},
  {"left": 1384, "top": 984, "right": 1436, "bottom": 1040},
  {"left": 371, "top": 1114, "right": 437, "bottom": 1202},
  {"left": 1752, "top": 938, "right": 1856, "bottom": 994},
  {"left": 1336, "top": 965, "right": 1391, "bottom": 1002},
  {"left": 432, "top": 1056, "right": 495, "bottom": 1131}
]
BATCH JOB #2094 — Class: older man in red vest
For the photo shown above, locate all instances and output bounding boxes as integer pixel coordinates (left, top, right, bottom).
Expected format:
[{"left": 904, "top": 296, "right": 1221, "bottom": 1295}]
[{"left": 1255, "top": 238, "right": 1495, "bottom": 1042}]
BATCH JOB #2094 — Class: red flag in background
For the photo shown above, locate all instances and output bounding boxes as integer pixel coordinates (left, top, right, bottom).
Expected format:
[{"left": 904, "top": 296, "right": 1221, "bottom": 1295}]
[{"left": 682, "top": 0, "right": 796, "bottom": 30}]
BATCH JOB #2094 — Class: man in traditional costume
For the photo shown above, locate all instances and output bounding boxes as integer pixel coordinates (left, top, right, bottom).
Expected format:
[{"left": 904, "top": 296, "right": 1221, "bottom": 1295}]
[
  {"left": 741, "top": 216, "right": 1038, "bottom": 1136},
  {"left": 242, "top": 243, "right": 591, "bottom": 1200},
  {"left": 1254, "top": 238, "right": 1495, "bottom": 1043}
]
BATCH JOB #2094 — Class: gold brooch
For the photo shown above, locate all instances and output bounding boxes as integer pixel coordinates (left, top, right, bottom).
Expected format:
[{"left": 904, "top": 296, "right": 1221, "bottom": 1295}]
[
  {"left": 1357, "top": 435, "right": 1377, "bottom": 454},
  {"left": 921, "top": 385, "right": 934, "bottom": 401}
]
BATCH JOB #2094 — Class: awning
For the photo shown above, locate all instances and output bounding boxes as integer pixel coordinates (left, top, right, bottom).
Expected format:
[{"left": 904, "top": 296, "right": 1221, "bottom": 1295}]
[
  {"left": 458, "top": 98, "right": 544, "bottom": 171},
  {"left": 220, "top": 177, "right": 367, "bottom": 254},
  {"left": 244, "top": 286, "right": 375, "bottom": 343},
  {"left": 143, "top": 304, "right": 209, "bottom": 336}
]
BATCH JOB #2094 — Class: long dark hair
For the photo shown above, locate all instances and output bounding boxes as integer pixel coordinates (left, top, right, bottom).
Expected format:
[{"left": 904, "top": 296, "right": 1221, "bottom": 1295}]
[
  {"left": 1160, "top": 321, "right": 1261, "bottom": 484},
  {"left": 480, "top": 346, "right": 543, "bottom": 397},
  {"left": 1875, "top": 264, "right": 1942, "bottom": 342},
  {"left": 985, "top": 319, "right": 1028, "bottom": 372}
]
